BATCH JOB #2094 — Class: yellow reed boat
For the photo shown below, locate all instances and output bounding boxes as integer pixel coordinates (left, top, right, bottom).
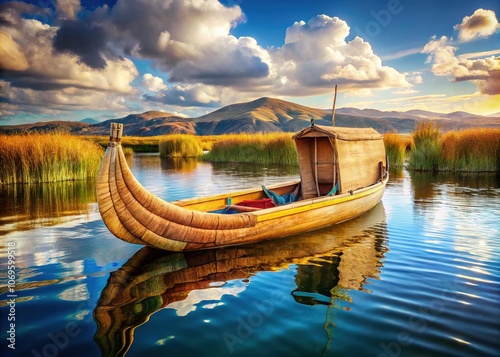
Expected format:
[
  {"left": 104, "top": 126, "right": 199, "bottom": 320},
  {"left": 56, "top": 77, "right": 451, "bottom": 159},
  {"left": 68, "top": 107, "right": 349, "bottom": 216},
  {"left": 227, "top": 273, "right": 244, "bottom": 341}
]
[{"left": 97, "top": 121, "right": 388, "bottom": 251}]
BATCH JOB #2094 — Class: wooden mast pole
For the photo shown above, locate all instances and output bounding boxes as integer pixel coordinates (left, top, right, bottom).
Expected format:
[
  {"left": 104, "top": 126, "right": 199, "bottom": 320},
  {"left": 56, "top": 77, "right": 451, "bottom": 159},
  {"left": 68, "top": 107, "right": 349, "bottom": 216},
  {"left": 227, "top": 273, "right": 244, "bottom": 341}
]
[
  {"left": 331, "top": 85, "right": 338, "bottom": 194},
  {"left": 331, "top": 85, "right": 338, "bottom": 127}
]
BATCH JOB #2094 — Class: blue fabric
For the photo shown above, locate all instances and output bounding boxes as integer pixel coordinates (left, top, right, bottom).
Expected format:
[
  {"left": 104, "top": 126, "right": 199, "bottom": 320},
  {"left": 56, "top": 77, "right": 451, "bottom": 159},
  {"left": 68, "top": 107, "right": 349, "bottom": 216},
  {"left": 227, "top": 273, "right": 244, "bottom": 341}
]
[
  {"left": 262, "top": 185, "right": 297, "bottom": 205},
  {"left": 327, "top": 182, "right": 338, "bottom": 196},
  {"left": 210, "top": 208, "right": 239, "bottom": 214}
]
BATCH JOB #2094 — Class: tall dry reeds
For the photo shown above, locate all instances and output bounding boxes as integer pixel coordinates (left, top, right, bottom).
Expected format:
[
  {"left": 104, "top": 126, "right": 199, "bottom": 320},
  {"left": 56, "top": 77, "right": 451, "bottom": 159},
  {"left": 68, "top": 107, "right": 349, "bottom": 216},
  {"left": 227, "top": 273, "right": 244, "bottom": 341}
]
[
  {"left": 83, "top": 135, "right": 162, "bottom": 152},
  {"left": 408, "top": 122, "right": 500, "bottom": 172},
  {"left": 158, "top": 134, "right": 203, "bottom": 158},
  {"left": 0, "top": 132, "right": 104, "bottom": 184},
  {"left": 383, "top": 131, "right": 409, "bottom": 167},
  {"left": 201, "top": 132, "right": 297, "bottom": 165},
  {"left": 439, "top": 128, "right": 500, "bottom": 171}
]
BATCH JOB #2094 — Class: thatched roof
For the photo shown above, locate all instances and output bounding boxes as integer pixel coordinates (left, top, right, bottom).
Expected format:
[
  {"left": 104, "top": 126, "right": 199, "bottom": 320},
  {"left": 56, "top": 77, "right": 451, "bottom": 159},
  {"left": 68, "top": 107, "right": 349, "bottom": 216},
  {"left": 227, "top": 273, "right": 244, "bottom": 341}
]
[{"left": 293, "top": 124, "right": 382, "bottom": 141}]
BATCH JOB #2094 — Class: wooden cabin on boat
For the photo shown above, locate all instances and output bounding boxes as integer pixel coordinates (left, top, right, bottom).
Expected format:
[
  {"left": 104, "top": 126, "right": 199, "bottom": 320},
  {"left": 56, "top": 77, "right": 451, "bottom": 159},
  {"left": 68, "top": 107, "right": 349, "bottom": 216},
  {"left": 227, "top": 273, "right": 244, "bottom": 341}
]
[{"left": 293, "top": 124, "right": 387, "bottom": 198}]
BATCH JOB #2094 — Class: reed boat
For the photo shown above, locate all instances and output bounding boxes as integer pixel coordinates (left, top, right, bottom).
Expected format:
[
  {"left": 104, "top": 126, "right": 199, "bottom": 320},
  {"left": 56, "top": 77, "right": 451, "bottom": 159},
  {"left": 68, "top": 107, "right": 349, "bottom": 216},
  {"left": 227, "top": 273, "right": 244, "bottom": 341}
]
[{"left": 97, "top": 121, "right": 388, "bottom": 251}]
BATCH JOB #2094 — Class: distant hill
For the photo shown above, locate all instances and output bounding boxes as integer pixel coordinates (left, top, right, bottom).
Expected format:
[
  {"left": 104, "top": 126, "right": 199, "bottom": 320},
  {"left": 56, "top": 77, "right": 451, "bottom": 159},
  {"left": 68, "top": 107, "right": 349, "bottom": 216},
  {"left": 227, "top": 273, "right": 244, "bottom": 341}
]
[
  {"left": 80, "top": 118, "right": 99, "bottom": 124},
  {"left": 0, "top": 121, "right": 89, "bottom": 134},
  {"left": 1, "top": 98, "right": 499, "bottom": 136},
  {"left": 74, "top": 111, "right": 196, "bottom": 136}
]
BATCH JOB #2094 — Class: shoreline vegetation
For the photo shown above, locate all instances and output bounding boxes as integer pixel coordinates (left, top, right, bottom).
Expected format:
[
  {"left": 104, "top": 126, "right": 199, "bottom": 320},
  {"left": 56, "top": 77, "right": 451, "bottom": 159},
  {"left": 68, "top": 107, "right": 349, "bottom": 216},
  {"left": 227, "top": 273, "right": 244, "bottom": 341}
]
[
  {"left": 0, "top": 132, "right": 103, "bottom": 185},
  {"left": 200, "top": 132, "right": 297, "bottom": 165},
  {"left": 1, "top": 126, "right": 499, "bottom": 184}
]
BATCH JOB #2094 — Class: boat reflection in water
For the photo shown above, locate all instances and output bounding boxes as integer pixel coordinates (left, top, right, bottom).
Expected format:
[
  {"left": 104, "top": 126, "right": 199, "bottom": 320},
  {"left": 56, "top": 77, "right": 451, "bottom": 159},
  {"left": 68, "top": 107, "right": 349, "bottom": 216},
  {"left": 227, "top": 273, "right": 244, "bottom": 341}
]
[{"left": 93, "top": 203, "right": 387, "bottom": 356}]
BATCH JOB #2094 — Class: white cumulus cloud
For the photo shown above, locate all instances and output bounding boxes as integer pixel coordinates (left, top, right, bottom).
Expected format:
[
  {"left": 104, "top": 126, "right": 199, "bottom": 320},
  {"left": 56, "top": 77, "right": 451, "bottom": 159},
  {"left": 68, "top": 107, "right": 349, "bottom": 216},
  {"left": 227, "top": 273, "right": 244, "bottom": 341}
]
[
  {"left": 142, "top": 73, "right": 167, "bottom": 92},
  {"left": 271, "top": 15, "right": 409, "bottom": 95}
]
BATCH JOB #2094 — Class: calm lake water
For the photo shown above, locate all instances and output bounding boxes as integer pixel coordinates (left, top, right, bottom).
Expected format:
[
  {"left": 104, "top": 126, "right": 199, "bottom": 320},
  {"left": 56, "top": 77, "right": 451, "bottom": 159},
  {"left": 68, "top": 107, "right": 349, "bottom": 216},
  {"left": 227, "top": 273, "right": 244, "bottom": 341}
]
[{"left": 1, "top": 154, "right": 499, "bottom": 357}]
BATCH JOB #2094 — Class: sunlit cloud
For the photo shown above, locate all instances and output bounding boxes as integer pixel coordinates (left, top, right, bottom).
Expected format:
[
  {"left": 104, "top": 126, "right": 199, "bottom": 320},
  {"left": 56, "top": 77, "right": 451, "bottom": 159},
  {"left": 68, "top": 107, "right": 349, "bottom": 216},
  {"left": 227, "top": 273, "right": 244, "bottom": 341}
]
[
  {"left": 345, "top": 92, "right": 500, "bottom": 116},
  {"left": 272, "top": 15, "right": 410, "bottom": 95},
  {"left": 454, "top": 8, "right": 500, "bottom": 42},
  {"left": 422, "top": 36, "right": 500, "bottom": 95},
  {"left": 458, "top": 49, "right": 500, "bottom": 59},
  {"left": 142, "top": 73, "right": 167, "bottom": 92},
  {"left": 144, "top": 83, "right": 222, "bottom": 107}
]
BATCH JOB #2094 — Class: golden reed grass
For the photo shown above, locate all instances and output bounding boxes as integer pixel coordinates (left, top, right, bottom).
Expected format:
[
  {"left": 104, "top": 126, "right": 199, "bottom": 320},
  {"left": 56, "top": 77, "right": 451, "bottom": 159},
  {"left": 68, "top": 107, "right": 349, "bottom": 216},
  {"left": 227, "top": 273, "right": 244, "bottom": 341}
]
[
  {"left": 84, "top": 135, "right": 214, "bottom": 153},
  {"left": 0, "top": 132, "right": 104, "bottom": 184},
  {"left": 408, "top": 122, "right": 442, "bottom": 171},
  {"left": 82, "top": 135, "right": 162, "bottom": 153},
  {"left": 409, "top": 122, "right": 500, "bottom": 171},
  {"left": 440, "top": 128, "right": 500, "bottom": 171},
  {"left": 159, "top": 134, "right": 203, "bottom": 158},
  {"left": 383, "top": 131, "right": 411, "bottom": 167},
  {"left": 200, "top": 132, "right": 297, "bottom": 165}
]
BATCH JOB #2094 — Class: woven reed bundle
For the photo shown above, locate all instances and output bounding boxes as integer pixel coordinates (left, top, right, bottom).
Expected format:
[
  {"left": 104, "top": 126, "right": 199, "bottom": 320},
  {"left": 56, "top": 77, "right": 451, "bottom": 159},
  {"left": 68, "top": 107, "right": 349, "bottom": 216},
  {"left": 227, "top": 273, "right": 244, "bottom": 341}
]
[{"left": 97, "top": 124, "right": 259, "bottom": 251}]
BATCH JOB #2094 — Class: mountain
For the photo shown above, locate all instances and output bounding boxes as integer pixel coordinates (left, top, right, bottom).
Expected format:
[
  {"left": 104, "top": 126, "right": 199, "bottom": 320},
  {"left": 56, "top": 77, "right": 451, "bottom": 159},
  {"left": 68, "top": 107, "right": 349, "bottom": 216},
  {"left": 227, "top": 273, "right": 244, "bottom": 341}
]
[
  {"left": 80, "top": 118, "right": 99, "bottom": 124},
  {"left": 443, "top": 111, "right": 483, "bottom": 119},
  {"left": 0, "top": 121, "right": 89, "bottom": 134},
  {"left": 194, "top": 97, "right": 330, "bottom": 134},
  {"left": 74, "top": 111, "right": 196, "bottom": 136},
  {"left": 404, "top": 109, "right": 445, "bottom": 118},
  {"left": 1, "top": 98, "right": 499, "bottom": 136}
]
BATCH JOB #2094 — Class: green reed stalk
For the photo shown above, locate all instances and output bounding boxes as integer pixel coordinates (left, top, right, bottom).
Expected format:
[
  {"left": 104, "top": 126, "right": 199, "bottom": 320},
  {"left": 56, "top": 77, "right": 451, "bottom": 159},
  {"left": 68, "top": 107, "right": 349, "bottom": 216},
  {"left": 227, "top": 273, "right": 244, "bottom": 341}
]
[{"left": 408, "top": 122, "right": 441, "bottom": 171}]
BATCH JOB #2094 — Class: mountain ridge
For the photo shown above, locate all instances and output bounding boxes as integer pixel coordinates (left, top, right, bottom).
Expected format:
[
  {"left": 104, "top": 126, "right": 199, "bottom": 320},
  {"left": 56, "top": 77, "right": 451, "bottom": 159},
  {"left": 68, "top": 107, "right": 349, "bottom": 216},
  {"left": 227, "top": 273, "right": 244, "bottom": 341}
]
[{"left": 1, "top": 97, "right": 499, "bottom": 136}]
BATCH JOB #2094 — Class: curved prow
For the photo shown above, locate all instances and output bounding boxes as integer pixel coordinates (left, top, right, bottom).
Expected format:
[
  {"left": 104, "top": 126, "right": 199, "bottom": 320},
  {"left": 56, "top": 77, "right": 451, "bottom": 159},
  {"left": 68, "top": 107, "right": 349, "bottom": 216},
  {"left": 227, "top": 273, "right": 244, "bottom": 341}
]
[
  {"left": 109, "top": 122, "right": 123, "bottom": 144},
  {"left": 96, "top": 123, "right": 257, "bottom": 251}
]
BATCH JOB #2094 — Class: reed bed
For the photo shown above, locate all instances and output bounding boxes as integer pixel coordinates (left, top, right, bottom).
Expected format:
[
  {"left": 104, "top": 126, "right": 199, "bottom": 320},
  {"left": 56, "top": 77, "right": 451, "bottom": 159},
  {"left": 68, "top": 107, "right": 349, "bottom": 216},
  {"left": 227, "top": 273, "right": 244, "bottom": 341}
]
[
  {"left": 83, "top": 135, "right": 162, "bottom": 152},
  {"left": 159, "top": 134, "right": 203, "bottom": 158},
  {"left": 200, "top": 132, "right": 297, "bottom": 165},
  {"left": 439, "top": 128, "right": 500, "bottom": 171},
  {"left": 84, "top": 135, "right": 215, "bottom": 153},
  {"left": 0, "top": 132, "right": 104, "bottom": 184},
  {"left": 408, "top": 123, "right": 500, "bottom": 172},
  {"left": 408, "top": 122, "right": 442, "bottom": 171},
  {"left": 383, "top": 131, "right": 409, "bottom": 167}
]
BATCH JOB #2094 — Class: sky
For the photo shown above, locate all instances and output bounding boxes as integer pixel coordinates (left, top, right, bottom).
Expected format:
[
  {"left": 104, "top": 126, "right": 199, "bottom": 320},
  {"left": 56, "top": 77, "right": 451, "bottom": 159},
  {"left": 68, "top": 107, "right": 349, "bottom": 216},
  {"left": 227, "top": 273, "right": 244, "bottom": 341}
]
[{"left": 0, "top": 0, "right": 499, "bottom": 125}]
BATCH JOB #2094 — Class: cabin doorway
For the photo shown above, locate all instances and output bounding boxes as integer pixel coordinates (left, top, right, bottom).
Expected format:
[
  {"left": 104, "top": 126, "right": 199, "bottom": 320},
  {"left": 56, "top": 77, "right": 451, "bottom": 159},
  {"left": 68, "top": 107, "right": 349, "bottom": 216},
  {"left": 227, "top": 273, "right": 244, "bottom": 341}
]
[{"left": 295, "top": 136, "right": 339, "bottom": 199}]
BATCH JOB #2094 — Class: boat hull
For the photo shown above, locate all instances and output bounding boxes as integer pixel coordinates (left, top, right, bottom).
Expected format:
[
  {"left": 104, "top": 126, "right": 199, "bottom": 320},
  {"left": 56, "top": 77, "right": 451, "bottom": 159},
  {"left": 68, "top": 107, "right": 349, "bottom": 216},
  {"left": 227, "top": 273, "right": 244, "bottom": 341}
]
[{"left": 97, "top": 142, "right": 387, "bottom": 252}]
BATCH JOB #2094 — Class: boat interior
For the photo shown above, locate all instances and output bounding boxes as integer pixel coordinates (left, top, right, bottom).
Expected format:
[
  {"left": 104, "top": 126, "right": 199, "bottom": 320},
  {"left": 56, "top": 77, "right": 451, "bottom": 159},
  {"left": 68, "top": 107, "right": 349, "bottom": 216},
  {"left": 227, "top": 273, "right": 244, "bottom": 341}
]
[{"left": 171, "top": 124, "right": 387, "bottom": 215}]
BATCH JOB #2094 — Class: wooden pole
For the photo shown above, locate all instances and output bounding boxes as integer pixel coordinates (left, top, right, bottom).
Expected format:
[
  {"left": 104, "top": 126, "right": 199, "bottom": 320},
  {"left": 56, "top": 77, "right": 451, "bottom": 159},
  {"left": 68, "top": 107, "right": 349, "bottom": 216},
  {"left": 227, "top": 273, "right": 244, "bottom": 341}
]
[{"left": 331, "top": 85, "right": 338, "bottom": 127}]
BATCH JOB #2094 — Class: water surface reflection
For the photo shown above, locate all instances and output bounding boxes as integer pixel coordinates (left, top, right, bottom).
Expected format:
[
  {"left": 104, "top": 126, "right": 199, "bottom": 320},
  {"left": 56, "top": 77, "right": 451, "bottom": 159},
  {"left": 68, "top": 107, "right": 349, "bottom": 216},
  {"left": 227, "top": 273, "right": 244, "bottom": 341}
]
[
  {"left": 0, "top": 180, "right": 96, "bottom": 236},
  {"left": 93, "top": 203, "right": 387, "bottom": 356}
]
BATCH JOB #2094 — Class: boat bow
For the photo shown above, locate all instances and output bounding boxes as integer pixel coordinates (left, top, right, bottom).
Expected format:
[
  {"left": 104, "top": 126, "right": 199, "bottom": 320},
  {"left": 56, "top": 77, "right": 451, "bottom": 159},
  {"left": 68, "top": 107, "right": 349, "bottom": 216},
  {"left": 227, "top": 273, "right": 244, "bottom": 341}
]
[{"left": 97, "top": 123, "right": 257, "bottom": 251}]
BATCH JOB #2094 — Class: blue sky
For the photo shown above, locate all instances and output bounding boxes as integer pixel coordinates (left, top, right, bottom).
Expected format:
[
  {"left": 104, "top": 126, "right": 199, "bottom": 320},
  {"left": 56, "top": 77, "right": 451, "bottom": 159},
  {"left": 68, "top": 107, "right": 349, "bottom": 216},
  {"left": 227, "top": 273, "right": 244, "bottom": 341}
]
[{"left": 0, "top": 0, "right": 499, "bottom": 125}]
